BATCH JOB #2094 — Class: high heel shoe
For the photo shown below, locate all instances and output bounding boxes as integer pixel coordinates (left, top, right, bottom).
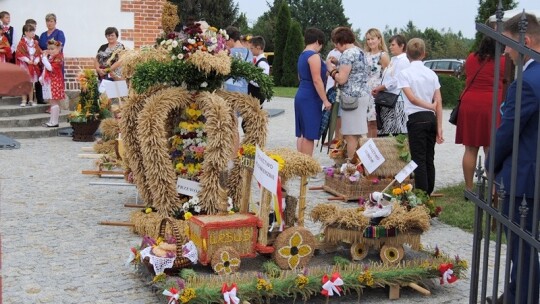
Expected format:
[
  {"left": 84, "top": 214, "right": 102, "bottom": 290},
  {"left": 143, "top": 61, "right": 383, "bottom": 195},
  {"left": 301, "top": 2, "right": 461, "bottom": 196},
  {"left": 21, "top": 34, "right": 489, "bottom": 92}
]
[{"left": 42, "top": 123, "right": 59, "bottom": 128}]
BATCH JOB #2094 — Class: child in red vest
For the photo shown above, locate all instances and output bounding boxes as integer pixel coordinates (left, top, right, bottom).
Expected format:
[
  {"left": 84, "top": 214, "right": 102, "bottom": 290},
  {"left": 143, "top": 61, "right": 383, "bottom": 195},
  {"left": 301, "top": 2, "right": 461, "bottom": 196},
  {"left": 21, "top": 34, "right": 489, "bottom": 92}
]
[
  {"left": 16, "top": 24, "right": 42, "bottom": 106},
  {"left": 40, "top": 39, "right": 65, "bottom": 127}
]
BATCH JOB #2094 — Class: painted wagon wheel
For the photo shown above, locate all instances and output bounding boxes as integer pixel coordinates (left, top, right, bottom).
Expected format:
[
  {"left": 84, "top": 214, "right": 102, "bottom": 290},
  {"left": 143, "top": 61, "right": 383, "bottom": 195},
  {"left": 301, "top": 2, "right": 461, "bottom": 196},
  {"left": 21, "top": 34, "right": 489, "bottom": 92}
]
[
  {"left": 211, "top": 246, "right": 241, "bottom": 275},
  {"left": 379, "top": 244, "right": 405, "bottom": 265},
  {"left": 273, "top": 227, "right": 316, "bottom": 270},
  {"left": 350, "top": 241, "right": 369, "bottom": 261}
]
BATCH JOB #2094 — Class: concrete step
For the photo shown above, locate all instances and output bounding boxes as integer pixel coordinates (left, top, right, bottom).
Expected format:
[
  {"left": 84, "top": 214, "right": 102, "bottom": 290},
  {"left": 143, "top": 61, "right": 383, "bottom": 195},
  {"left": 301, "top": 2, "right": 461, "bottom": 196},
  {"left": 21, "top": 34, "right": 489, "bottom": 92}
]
[
  {"left": 0, "top": 111, "right": 70, "bottom": 128},
  {"left": 0, "top": 122, "right": 72, "bottom": 139},
  {"left": 0, "top": 103, "right": 52, "bottom": 117},
  {"left": 0, "top": 96, "right": 24, "bottom": 106}
]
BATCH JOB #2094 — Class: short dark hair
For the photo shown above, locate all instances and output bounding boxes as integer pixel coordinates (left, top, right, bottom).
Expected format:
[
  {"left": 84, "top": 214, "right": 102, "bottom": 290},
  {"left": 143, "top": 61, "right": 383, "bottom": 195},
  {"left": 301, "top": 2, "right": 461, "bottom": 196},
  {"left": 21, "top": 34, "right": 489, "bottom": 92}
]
[
  {"left": 105, "top": 27, "right": 119, "bottom": 37},
  {"left": 503, "top": 12, "right": 540, "bottom": 41},
  {"left": 25, "top": 19, "right": 37, "bottom": 26},
  {"left": 0, "top": 11, "right": 10, "bottom": 19},
  {"left": 226, "top": 26, "right": 241, "bottom": 42},
  {"left": 389, "top": 34, "right": 407, "bottom": 52},
  {"left": 22, "top": 24, "right": 35, "bottom": 34},
  {"left": 331, "top": 27, "right": 355, "bottom": 45},
  {"left": 250, "top": 36, "right": 265, "bottom": 49},
  {"left": 304, "top": 27, "right": 325, "bottom": 45}
]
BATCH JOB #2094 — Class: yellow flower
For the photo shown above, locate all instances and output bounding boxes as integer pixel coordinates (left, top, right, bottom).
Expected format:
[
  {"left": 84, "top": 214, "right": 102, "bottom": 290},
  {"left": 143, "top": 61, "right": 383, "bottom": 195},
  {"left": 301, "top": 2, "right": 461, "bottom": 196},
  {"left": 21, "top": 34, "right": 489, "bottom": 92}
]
[
  {"left": 269, "top": 154, "right": 285, "bottom": 171},
  {"left": 392, "top": 188, "right": 403, "bottom": 196},
  {"left": 145, "top": 207, "right": 152, "bottom": 214},
  {"left": 152, "top": 273, "right": 166, "bottom": 283},
  {"left": 209, "top": 26, "right": 218, "bottom": 32},
  {"left": 213, "top": 250, "right": 240, "bottom": 274},
  {"left": 256, "top": 278, "right": 273, "bottom": 291},
  {"left": 180, "top": 288, "right": 196, "bottom": 303},
  {"left": 184, "top": 212, "right": 193, "bottom": 220},
  {"left": 277, "top": 231, "right": 312, "bottom": 269},
  {"left": 295, "top": 274, "right": 309, "bottom": 288},
  {"left": 228, "top": 210, "right": 235, "bottom": 214},
  {"left": 176, "top": 163, "right": 185, "bottom": 171},
  {"left": 403, "top": 184, "right": 413, "bottom": 192}
]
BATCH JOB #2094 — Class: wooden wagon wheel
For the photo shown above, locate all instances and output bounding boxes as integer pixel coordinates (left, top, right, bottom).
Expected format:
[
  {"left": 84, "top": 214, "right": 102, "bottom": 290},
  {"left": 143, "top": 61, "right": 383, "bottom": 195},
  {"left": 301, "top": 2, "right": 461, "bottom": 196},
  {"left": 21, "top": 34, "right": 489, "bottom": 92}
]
[
  {"left": 350, "top": 242, "right": 369, "bottom": 261},
  {"left": 273, "top": 227, "right": 316, "bottom": 270},
  {"left": 379, "top": 244, "right": 405, "bottom": 265},
  {"left": 211, "top": 246, "right": 241, "bottom": 275}
]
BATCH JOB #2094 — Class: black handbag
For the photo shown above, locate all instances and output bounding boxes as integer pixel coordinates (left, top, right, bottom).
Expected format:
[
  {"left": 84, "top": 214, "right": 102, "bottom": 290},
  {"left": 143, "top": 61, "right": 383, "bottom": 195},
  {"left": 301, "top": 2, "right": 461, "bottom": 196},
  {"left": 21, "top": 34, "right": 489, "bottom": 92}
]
[
  {"left": 374, "top": 91, "right": 399, "bottom": 108},
  {"left": 449, "top": 60, "right": 487, "bottom": 125}
]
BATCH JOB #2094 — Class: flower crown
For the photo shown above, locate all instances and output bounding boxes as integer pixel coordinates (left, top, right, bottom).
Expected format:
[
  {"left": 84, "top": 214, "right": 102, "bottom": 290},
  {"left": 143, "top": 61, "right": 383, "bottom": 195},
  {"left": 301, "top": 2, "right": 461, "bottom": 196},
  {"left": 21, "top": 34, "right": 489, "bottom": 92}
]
[{"left": 47, "top": 38, "right": 62, "bottom": 47}]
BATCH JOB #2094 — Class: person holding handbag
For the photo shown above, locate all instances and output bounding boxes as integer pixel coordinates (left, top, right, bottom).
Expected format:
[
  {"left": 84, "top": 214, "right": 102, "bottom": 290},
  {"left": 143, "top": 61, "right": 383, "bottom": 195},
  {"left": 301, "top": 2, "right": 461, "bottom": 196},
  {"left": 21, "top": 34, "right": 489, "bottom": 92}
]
[
  {"left": 326, "top": 26, "right": 370, "bottom": 159},
  {"left": 371, "top": 34, "right": 409, "bottom": 136},
  {"left": 455, "top": 34, "right": 505, "bottom": 193}
]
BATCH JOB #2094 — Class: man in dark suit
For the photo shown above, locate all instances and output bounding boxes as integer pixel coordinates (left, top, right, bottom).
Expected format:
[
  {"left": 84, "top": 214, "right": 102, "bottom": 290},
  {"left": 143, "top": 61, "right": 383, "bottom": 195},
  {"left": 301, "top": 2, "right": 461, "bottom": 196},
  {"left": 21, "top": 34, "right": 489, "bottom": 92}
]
[{"left": 487, "top": 12, "right": 540, "bottom": 304}]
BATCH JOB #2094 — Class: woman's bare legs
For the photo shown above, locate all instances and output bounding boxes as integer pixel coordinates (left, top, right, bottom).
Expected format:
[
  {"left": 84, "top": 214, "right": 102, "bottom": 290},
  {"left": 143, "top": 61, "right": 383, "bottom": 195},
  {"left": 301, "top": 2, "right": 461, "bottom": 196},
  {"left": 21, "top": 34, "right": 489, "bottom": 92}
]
[
  {"left": 344, "top": 135, "right": 359, "bottom": 159},
  {"left": 297, "top": 136, "right": 315, "bottom": 156},
  {"left": 462, "top": 145, "right": 480, "bottom": 191},
  {"left": 367, "top": 121, "right": 378, "bottom": 138}
]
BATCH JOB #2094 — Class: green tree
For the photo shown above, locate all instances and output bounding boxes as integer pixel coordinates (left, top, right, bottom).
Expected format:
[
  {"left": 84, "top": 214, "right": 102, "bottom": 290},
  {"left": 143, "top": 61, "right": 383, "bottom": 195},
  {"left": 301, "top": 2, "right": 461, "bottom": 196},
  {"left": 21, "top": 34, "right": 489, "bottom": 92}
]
[
  {"left": 273, "top": 1, "right": 291, "bottom": 85},
  {"left": 168, "top": 0, "right": 239, "bottom": 29},
  {"left": 281, "top": 21, "right": 304, "bottom": 87},
  {"left": 472, "top": 0, "right": 517, "bottom": 50},
  {"left": 289, "top": 0, "right": 350, "bottom": 42},
  {"left": 251, "top": 0, "right": 284, "bottom": 51},
  {"left": 234, "top": 13, "right": 250, "bottom": 34}
]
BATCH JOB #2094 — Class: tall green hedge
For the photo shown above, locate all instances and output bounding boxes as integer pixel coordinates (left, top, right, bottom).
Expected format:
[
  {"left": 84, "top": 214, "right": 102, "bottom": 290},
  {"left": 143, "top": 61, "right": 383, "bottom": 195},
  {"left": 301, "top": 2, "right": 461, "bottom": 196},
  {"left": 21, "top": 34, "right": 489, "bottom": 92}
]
[
  {"left": 280, "top": 21, "right": 304, "bottom": 87},
  {"left": 272, "top": 1, "right": 291, "bottom": 85},
  {"left": 438, "top": 75, "right": 465, "bottom": 108}
]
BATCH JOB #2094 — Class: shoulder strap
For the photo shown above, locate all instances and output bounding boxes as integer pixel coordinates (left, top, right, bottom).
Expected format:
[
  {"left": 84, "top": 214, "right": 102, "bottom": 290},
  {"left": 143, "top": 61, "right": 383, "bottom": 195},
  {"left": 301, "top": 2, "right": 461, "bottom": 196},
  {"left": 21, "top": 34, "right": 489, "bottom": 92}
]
[
  {"left": 460, "top": 59, "right": 488, "bottom": 99},
  {"left": 255, "top": 57, "right": 267, "bottom": 66}
]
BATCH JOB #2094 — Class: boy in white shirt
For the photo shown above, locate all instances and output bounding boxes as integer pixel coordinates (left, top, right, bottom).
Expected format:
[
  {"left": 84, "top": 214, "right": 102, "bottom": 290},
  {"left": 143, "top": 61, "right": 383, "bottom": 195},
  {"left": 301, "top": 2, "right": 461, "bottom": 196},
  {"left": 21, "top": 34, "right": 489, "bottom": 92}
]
[
  {"left": 248, "top": 36, "right": 270, "bottom": 107},
  {"left": 397, "top": 38, "right": 443, "bottom": 195}
]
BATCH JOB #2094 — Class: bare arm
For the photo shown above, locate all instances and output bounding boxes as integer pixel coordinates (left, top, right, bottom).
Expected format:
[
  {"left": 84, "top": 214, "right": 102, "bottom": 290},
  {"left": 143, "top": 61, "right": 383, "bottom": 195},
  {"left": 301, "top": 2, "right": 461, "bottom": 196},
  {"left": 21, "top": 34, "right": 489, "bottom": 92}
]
[
  {"left": 434, "top": 89, "right": 444, "bottom": 143},
  {"left": 401, "top": 87, "right": 436, "bottom": 111},
  {"left": 308, "top": 54, "right": 331, "bottom": 109},
  {"left": 332, "top": 64, "right": 352, "bottom": 86},
  {"left": 380, "top": 52, "right": 390, "bottom": 69}
]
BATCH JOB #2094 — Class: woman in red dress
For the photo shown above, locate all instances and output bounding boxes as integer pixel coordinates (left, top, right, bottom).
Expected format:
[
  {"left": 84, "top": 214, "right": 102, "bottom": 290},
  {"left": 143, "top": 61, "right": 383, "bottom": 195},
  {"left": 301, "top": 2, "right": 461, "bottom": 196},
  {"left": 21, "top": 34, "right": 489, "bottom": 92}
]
[
  {"left": 455, "top": 35, "right": 505, "bottom": 192},
  {"left": 40, "top": 39, "right": 65, "bottom": 127}
]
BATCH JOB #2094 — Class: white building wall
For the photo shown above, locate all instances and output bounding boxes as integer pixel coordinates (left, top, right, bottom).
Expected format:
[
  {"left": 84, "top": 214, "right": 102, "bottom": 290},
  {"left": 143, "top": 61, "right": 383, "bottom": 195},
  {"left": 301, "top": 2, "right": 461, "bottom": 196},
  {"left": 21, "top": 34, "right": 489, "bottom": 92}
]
[{"left": 2, "top": 0, "right": 134, "bottom": 56}]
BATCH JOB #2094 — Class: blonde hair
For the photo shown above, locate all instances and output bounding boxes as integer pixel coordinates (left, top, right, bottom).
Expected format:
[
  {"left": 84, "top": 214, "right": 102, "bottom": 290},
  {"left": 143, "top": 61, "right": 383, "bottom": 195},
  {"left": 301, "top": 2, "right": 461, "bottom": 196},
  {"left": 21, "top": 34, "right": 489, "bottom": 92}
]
[
  {"left": 364, "top": 28, "right": 388, "bottom": 53},
  {"left": 406, "top": 38, "right": 425, "bottom": 60},
  {"left": 45, "top": 13, "right": 56, "bottom": 22}
]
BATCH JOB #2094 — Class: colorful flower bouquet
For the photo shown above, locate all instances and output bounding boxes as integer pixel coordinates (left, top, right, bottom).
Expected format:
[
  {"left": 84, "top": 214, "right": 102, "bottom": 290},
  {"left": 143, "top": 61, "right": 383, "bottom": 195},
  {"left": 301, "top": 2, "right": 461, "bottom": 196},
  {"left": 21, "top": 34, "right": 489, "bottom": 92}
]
[
  {"left": 68, "top": 69, "right": 112, "bottom": 123},
  {"left": 390, "top": 184, "right": 442, "bottom": 217}
]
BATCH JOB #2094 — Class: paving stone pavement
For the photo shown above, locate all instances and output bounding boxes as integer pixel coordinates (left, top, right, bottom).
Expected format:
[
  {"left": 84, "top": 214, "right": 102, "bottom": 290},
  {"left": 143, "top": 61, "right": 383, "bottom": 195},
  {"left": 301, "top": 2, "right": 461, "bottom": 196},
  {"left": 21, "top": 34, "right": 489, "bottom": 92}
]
[{"left": 0, "top": 97, "right": 504, "bottom": 303}]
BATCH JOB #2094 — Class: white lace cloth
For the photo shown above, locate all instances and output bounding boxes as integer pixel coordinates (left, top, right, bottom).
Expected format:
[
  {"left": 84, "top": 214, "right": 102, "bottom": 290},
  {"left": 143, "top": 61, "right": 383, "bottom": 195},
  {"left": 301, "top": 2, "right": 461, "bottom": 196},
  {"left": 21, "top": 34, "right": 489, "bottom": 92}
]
[
  {"left": 140, "top": 247, "right": 175, "bottom": 274},
  {"left": 182, "top": 241, "right": 198, "bottom": 264}
]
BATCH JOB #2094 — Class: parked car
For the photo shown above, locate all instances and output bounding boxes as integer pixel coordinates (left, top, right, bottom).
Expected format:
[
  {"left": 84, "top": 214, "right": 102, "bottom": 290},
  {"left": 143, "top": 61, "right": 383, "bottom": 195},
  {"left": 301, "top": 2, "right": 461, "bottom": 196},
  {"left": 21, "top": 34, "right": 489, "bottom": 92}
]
[{"left": 423, "top": 59, "right": 465, "bottom": 76}]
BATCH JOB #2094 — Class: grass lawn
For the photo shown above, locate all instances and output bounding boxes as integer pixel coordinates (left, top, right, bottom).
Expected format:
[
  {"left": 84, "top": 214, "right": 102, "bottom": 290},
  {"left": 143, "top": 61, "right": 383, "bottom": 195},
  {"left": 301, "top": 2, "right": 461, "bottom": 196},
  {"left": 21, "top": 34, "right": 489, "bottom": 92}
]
[
  {"left": 273, "top": 86, "right": 297, "bottom": 98},
  {"left": 434, "top": 182, "right": 505, "bottom": 242}
]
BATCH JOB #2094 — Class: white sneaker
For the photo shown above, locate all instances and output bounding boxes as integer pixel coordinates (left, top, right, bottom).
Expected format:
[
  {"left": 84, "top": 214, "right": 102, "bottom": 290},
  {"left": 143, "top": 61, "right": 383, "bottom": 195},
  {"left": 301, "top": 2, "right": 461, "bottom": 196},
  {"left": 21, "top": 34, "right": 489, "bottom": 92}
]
[
  {"left": 28, "top": 100, "right": 34, "bottom": 106},
  {"left": 20, "top": 102, "right": 26, "bottom": 107}
]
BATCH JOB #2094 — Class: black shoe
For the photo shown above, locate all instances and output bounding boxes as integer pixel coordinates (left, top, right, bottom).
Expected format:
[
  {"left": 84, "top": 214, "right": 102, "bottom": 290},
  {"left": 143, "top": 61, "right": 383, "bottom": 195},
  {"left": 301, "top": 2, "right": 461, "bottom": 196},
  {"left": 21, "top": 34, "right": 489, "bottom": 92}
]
[
  {"left": 42, "top": 123, "right": 59, "bottom": 128},
  {"left": 486, "top": 293, "right": 504, "bottom": 304}
]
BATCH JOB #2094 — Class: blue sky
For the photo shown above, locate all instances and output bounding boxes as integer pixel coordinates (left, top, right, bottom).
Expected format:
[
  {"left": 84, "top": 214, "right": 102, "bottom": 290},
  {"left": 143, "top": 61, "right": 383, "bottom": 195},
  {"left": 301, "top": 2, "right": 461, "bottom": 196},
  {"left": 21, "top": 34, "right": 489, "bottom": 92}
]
[{"left": 236, "top": 0, "right": 539, "bottom": 39}]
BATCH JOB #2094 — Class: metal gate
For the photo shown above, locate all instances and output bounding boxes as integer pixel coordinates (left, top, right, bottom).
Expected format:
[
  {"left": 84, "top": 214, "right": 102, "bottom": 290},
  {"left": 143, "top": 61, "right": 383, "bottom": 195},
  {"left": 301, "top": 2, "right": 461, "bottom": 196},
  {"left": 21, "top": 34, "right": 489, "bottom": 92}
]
[{"left": 467, "top": 3, "right": 540, "bottom": 304}]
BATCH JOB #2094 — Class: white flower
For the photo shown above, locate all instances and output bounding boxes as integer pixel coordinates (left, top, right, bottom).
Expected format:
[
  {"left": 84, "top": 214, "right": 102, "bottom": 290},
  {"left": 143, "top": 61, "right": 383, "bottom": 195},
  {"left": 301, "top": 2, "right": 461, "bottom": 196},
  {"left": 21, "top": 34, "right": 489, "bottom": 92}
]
[
  {"left": 183, "top": 202, "right": 190, "bottom": 210},
  {"left": 207, "top": 45, "right": 216, "bottom": 52},
  {"left": 171, "top": 40, "right": 178, "bottom": 48},
  {"left": 187, "top": 39, "right": 196, "bottom": 45},
  {"left": 200, "top": 82, "right": 208, "bottom": 88},
  {"left": 193, "top": 205, "right": 201, "bottom": 213},
  {"left": 171, "top": 55, "right": 177, "bottom": 60},
  {"left": 167, "top": 45, "right": 173, "bottom": 51},
  {"left": 227, "top": 197, "right": 233, "bottom": 211},
  {"left": 160, "top": 40, "right": 166, "bottom": 46},
  {"left": 166, "top": 39, "right": 173, "bottom": 45},
  {"left": 210, "top": 37, "right": 217, "bottom": 44},
  {"left": 177, "top": 53, "right": 184, "bottom": 60}
]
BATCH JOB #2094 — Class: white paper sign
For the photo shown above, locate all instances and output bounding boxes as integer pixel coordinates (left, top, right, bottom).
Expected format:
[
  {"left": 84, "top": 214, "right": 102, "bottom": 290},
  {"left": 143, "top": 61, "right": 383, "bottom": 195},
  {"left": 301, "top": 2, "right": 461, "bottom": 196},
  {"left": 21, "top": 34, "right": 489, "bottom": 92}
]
[
  {"left": 176, "top": 178, "right": 201, "bottom": 196},
  {"left": 101, "top": 80, "right": 128, "bottom": 98},
  {"left": 395, "top": 161, "right": 418, "bottom": 183},
  {"left": 356, "top": 139, "right": 385, "bottom": 174},
  {"left": 253, "top": 146, "right": 279, "bottom": 195}
]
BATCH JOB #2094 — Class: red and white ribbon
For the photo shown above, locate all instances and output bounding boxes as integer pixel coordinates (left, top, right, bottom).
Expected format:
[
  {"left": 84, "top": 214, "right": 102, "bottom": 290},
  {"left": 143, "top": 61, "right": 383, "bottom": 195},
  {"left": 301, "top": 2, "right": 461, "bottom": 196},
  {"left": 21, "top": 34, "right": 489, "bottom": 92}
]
[
  {"left": 222, "top": 283, "right": 239, "bottom": 304},
  {"left": 321, "top": 272, "right": 344, "bottom": 297},
  {"left": 162, "top": 287, "right": 179, "bottom": 304}
]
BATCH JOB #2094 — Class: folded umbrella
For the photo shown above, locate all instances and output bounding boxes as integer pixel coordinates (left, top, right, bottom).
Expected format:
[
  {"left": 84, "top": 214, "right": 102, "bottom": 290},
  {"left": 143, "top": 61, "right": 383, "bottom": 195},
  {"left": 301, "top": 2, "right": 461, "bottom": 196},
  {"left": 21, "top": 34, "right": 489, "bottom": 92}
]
[
  {"left": 319, "top": 87, "right": 339, "bottom": 152},
  {"left": 0, "top": 63, "right": 32, "bottom": 96}
]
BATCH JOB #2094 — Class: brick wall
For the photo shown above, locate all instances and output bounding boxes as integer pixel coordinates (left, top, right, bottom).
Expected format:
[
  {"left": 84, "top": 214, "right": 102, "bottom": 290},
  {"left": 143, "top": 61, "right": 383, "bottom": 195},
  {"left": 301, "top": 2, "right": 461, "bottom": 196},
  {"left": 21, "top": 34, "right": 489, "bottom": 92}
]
[{"left": 64, "top": 0, "right": 164, "bottom": 91}]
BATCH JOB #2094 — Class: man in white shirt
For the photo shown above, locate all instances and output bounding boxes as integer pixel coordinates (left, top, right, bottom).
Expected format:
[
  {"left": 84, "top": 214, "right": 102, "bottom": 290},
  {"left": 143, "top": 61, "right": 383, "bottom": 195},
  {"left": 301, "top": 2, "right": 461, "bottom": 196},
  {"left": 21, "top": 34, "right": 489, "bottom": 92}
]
[{"left": 396, "top": 38, "right": 443, "bottom": 195}]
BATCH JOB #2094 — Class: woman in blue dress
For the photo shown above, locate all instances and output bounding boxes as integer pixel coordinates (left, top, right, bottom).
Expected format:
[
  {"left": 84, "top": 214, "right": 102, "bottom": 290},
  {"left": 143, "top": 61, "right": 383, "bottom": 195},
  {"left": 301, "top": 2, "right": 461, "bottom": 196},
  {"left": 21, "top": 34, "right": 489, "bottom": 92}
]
[{"left": 294, "top": 27, "right": 332, "bottom": 156}]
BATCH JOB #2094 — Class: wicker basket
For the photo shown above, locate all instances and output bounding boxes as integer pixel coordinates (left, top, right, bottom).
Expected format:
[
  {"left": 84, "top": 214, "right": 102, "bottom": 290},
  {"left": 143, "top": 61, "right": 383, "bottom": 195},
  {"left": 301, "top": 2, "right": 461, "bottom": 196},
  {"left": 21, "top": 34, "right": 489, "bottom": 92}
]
[
  {"left": 143, "top": 217, "right": 192, "bottom": 275},
  {"left": 323, "top": 175, "right": 413, "bottom": 201}
]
